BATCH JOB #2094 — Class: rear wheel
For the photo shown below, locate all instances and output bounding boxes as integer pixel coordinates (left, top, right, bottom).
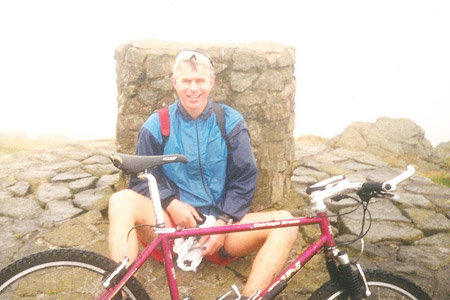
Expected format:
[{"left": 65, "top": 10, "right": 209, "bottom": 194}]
[
  {"left": 0, "top": 249, "right": 150, "bottom": 299},
  {"left": 308, "top": 269, "right": 431, "bottom": 300}
]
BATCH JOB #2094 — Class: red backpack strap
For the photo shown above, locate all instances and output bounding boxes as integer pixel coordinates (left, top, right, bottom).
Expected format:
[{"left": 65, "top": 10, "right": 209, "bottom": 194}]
[
  {"left": 158, "top": 107, "right": 170, "bottom": 137},
  {"left": 158, "top": 107, "right": 170, "bottom": 150}
]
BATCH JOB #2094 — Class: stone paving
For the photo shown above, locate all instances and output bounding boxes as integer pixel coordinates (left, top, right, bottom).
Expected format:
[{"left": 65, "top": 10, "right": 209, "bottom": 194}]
[
  {"left": 290, "top": 137, "right": 450, "bottom": 299},
  {"left": 0, "top": 138, "right": 449, "bottom": 299}
]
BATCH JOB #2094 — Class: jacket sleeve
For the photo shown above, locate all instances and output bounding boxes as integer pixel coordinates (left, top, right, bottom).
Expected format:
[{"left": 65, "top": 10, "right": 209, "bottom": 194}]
[
  {"left": 218, "top": 120, "right": 258, "bottom": 221},
  {"left": 128, "top": 126, "right": 178, "bottom": 207}
]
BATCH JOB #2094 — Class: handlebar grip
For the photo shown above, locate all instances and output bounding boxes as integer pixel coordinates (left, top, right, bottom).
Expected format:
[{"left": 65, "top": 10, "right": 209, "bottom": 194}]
[
  {"left": 361, "top": 182, "right": 383, "bottom": 194},
  {"left": 383, "top": 165, "right": 415, "bottom": 191},
  {"left": 305, "top": 175, "right": 345, "bottom": 195},
  {"left": 305, "top": 186, "right": 324, "bottom": 195}
]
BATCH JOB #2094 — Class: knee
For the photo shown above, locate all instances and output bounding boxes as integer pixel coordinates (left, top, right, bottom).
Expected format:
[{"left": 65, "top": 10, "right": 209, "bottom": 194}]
[
  {"left": 109, "top": 189, "right": 135, "bottom": 214},
  {"left": 274, "top": 210, "right": 298, "bottom": 241},
  {"left": 276, "top": 210, "right": 294, "bottom": 220}
]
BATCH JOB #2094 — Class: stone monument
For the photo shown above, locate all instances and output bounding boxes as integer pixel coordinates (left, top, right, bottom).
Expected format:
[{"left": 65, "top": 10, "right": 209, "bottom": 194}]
[{"left": 114, "top": 39, "right": 296, "bottom": 209}]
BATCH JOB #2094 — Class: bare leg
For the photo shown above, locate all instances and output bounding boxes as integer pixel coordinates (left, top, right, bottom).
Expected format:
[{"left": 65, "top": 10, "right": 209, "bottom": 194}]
[
  {"left": 108, "top": 189, "right": 159, "bottom": 264},
  {"left": 224, "top": 210, "right": 298, "bottom": 297}
]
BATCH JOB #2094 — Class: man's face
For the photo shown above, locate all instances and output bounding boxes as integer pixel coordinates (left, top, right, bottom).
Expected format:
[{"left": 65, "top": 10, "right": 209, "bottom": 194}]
[{"left": 172, "top": 62, "right": 215, "bottom": 118}]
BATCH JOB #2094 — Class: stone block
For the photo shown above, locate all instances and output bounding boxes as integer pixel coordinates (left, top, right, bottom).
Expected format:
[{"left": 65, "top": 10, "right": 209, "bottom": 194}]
[{"left": 36, "top": 182, "right": 72, "bottom": 204}]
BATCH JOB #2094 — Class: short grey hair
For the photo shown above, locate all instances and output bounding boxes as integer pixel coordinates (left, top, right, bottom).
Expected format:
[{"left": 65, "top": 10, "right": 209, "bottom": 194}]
[{"left": 172, "top": 50, "right": 214, "bottom": 77}]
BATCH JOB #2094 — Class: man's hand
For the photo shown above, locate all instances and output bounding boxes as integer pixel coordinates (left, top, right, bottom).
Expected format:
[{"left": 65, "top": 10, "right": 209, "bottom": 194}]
[
  {"left": 166, "top": 199, "right": 202, "bottom": 228},
  {"left": 198, "top": 219, "right": 227, "bottom": 256}
]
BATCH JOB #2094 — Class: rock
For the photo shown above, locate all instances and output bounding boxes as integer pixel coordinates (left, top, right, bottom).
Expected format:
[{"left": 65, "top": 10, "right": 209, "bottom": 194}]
[
  {"left": 432, "top": 141, "right": 450, "bottom": 167},
  {"left": 342, "top": 219, "right": 424, "bottom": 244},
  {"left": 342, "top": 151, "right": 387, "bottom": 167},
  {"left": 0, "top": 231, "right": 20, "bottom": 266},
  {"left": 339, "top": 161, "right": 377, "bottom": 171},
  {"left": 83, "top": 164, "right": 118, "bottom": 177},
  {"left": 330, "top": 122, "right": 368, "bottom": 152},
  {"left": 0, "top": 197, "right": 44, "bottom": 220},
  {"left": 403, "top": 208, "right": 450, "bottom": 234},
  {"left": 76, "top": 209, "right": 103, "bottom": 225},
  {"left": 398, "top": 245, "right": 450, "bottom": 270},
  {"left": 39, "top": 220, "right": 97, "bottom": 247},
  {"left": 82, "top": 155, "right": 110, "bottom": 165},
  {"left": 414, "top": 233, "right": 450, "bottom": 249},
  {"left": 229, "top": 72, "right": 258, "bottom": 92},
  {"left": 336, "top": 234, "right": 391, "bottom": 258},
  {"left": 0, "top": 216, "right": 12, "bottom": 225},
  {"left": 330, "top": 117, "right": 434, "bottom": 166},
  {"left": 7, "top": 181, "right": 30, "bottom": 196},
  {"left": 36, "top": 182, "right": 72, "bottom": 204},
  {"left": 293, "top": 166, "right": 328, "bottom": 180},
  {"left": 254, "top": 69, "right": 285, "bottom": 91},
  {"left": 41, "top": 160, "right": 82, "bottom": 172},
  {"left": 15, "top": 168, "right": 57, "bottom": 186},
  {"left": 8, "top": 219, "right": 40, "bottom": 239},
  {"left": 39, "top": 200, "right": 83, "bottom": 227},
  {"left": 342, "top": 199, "right": 411, "bottom": 223},
  {"left": 0, "top": 190, "right": 13, "bottom": 200},
  {"left": 435, "top": 264, "right": 450, "bottom": 300},
  {"left": 96, "top": 173, "right": 120, "bottom": 188},
  {"left": 366, "top": 167, "right": 405, "bottom": 183},
  {"left": 57, "top": 151, "right": 93, "bottom": 161},
  {"left": 291, "top": 175, "right": 317, "bottom": 186},
  {"left": 325, "top": 197, "right": 360, "bottom": 213},
  {"left": 312, "top": 152, "right": 348, "bottom": 164},
  {"left": 232, "top": 48, "right": 266, "bottom": 71},
  {"left": 51, "top": 168, "right": 91, "bottom": 182},
  {"left": 392, "top": 193, "right": 433, "bottom": 209},
  {"left": 403, "top": 183, "right": 450, "bottom": 196},
  {"left": 312, "top": 163, "right": 353, "bottom": 176},
  {"left": 294, "top": 139, "right": 328, "bottom": 159},
  {"left": 72, "top": 186, "right": 113, "bottom": 211},
  {"left": 0, "top": 177, "right": 15, "bottom": 189},
  {"left": 69, "top": 176, "right": 98, "bottom": 192}
]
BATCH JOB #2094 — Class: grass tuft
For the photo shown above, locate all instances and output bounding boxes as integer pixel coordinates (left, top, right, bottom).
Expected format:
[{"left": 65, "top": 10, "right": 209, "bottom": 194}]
[{"left": 429, "top": 176, "right": 450, "bottom": 188}]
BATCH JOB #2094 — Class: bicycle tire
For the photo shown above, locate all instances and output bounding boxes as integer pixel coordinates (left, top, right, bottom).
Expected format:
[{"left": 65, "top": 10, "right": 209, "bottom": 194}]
[
  {"left": 308, "top": 268, "right": 431, "bottom": 300},
  {"left": 0, "top": 248, "right": 151, "bottom": 300}
]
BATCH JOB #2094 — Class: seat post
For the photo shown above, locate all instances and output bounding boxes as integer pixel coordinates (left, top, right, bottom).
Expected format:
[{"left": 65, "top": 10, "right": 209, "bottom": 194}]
[{"left": 138, "top": 172, "right": 165, "bottom": 228}]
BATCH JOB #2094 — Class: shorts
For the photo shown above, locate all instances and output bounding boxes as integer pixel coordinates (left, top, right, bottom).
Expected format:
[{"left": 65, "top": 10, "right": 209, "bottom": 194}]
[
  {"left": 138, "top": 217, "right": 237, "bottom": 266},
  {"left": 148, "top": 241, "right": 237, "bottom": 266}
]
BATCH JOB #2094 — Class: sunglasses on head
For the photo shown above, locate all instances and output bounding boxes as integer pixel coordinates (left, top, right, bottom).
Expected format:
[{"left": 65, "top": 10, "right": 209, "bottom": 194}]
[{"left": 176, "top": 50, "right": 213, "bottom": 66}]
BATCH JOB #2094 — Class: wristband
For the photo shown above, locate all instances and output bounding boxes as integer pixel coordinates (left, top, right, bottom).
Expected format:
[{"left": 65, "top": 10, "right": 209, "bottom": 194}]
[{"left": 218, "top": 214, "right": 233, "bottom": 225}]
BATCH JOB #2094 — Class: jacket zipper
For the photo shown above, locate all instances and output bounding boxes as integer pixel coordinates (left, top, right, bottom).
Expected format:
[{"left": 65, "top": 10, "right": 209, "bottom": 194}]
[{"left": 195, "top": 119, "right": 215, "bottom": 204}]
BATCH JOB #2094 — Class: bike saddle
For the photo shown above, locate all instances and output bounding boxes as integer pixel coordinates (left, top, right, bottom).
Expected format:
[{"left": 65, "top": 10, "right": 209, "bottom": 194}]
[{"left": 109, "top": 153, "right": 188, "bottom": 174}]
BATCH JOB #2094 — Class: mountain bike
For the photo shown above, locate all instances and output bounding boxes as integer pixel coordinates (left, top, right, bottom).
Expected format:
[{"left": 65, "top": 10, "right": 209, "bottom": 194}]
[{"left": 0, "top": 153, "right": 432, "bottom": 299}]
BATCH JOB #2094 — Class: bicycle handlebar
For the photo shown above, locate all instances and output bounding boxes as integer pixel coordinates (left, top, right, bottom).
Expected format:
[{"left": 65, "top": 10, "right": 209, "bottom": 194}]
[{"left": 305, "top": 165, "right": 416, "bottom": 211}]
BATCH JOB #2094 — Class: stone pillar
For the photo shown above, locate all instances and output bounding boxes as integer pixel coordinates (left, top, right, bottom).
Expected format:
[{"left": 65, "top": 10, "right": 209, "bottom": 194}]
[{"left": 115, "top": 39, "right": 296, "bottom": 210}]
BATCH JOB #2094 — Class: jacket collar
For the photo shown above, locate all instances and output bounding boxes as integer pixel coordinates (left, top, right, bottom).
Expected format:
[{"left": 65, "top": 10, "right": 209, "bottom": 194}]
[{"left": 176, "top": 99, "right": 213, "bottom": 121}]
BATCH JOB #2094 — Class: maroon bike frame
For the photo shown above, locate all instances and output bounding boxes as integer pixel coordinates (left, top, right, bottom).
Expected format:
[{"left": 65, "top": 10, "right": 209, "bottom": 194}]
[{"left": 99, "top": 211, "right": 336, "bottom": 300}]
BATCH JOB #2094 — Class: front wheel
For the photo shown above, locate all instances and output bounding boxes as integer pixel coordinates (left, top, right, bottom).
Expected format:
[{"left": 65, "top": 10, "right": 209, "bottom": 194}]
[
  {"left": 308, "top": 268, "right": 431, "bottom": 300},
  {"left": 0, "top": 249, "right": 150, "bottom": 300}
]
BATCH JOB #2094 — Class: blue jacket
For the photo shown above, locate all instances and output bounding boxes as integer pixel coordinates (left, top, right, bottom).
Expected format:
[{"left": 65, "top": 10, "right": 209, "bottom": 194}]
[{"left": 129, "top": 99, "right": 258, "bottom": 221}]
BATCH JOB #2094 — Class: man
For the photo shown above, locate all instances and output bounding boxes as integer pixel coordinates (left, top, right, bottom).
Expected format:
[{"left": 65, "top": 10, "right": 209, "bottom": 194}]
[{"left": 108, "top": 50, "right": 298, "bottom": 299}]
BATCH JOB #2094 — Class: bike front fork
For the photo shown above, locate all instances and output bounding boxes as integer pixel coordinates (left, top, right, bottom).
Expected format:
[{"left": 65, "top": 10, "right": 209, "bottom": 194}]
[{"left": 325, "top": 249, "right": 371, "bottom": 300}]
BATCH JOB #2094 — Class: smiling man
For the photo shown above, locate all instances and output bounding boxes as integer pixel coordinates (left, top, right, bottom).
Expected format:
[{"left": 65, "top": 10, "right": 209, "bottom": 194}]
[
  {"left": 172, "top": 52, "right": 215, "bottom": 119},
  {"left": 108, "top": 50, "right": 298, "bottom": 299}
]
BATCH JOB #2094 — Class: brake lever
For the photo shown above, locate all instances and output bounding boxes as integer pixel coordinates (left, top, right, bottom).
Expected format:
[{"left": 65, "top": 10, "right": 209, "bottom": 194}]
[
  {"left": 331, "top": 195, "right": 348, "bottom": 202},
  {"left": 379, "top": 191, "right": 399, "bottom": 200}
]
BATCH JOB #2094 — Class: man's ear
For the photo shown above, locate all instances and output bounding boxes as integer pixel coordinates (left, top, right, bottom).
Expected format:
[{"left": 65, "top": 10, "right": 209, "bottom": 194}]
[{"left": 171, "top": 76, "right": 177, "bottom": 89}]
